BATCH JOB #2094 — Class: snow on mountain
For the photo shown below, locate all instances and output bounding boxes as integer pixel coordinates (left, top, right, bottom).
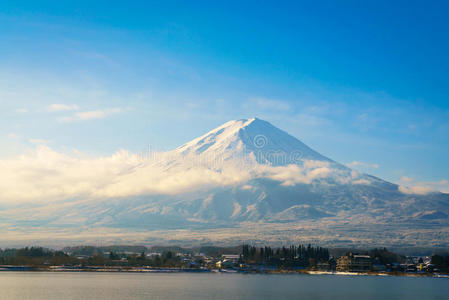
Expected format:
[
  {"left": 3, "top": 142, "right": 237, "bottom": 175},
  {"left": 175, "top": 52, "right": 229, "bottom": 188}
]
[{"left": 175, "top": 117, "right": 334, "bottom": 165}]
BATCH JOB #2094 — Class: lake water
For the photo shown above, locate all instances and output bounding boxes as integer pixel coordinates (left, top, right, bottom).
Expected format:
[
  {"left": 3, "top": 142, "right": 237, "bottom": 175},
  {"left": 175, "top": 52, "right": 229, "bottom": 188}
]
[{"left": 0, "top": 272, "right": 448, "bottom": 299}]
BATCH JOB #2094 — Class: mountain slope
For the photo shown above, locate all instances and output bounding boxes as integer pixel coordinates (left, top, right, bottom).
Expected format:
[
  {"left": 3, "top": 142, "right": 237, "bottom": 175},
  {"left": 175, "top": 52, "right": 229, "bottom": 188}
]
[{"left": 175, "top": 118, "right": 334, "bottom": 165}]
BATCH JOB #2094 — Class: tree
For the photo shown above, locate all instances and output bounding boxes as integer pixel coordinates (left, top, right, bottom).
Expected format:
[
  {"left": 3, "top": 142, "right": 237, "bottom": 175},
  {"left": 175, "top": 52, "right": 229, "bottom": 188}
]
[{"left": 109, "top": 251, "right": 119, "bottom": 260}]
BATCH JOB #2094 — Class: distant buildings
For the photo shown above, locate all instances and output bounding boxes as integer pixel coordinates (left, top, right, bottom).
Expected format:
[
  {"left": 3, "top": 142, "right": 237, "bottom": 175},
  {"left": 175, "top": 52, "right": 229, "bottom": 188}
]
[
  {"left": 337, "top": 254, "right": 372, "bottom": 272},
  {"left": 145, "top": 252, "right": 161, "bottom": 259},
  {"left": 216, "top": 254, "right": 240, "bottom": 269}
]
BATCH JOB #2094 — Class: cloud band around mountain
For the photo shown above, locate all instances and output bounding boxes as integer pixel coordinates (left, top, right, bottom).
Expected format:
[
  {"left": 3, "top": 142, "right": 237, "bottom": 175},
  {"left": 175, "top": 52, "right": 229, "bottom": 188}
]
[{"left": 0, "top": 146, "right": 373, "bottom": 205}]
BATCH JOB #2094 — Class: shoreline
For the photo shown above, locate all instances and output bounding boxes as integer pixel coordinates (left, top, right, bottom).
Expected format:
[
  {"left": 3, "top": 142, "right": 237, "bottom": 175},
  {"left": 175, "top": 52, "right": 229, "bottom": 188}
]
[{"left": 1, "top": 266, "right": 448, "bottom": 278}]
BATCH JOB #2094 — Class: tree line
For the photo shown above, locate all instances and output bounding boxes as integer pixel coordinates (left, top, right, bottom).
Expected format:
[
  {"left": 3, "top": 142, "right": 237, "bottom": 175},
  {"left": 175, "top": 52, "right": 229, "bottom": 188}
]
[
  {"left": 241, "top": 244, "right": 330, "bottom": 268},
  {"left": 0, "top": 247, "right": 187, "bottom": 268},
  {"left": 0, "top": 247, "right": 78, "bottom": 266},
  {"left": 431, "top": 254, "right": 449, "bottom": 271}
]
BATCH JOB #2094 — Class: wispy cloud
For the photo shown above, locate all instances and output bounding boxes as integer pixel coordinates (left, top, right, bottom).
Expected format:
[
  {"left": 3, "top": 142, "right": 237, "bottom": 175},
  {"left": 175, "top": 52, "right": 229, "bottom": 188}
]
[
  {"left": 263, "top": 162, "right": 333, "bottom": 186},
  {"left": 58, "top": 107, "right": 126, "bottom": 122},
  {"left": 15, "top": 108, "right": 28, "bottom": 113},
  {"left": 347, "top": 161, "right": 379, "bottom": 169},
  {"left": 398, "top": 185, "right": 434, "bottom": 195},
  {"left": 28, "top": 138, "right": 50, "bottom": 144},
  {"left": 398, "top": 176, "right": 449, "bottom": 194},
  {"left": 399, "top": 176, "right": 414, "bottom": 182},
  {"left": 47, "top": 103, "right": 79, "bottom": 112}
]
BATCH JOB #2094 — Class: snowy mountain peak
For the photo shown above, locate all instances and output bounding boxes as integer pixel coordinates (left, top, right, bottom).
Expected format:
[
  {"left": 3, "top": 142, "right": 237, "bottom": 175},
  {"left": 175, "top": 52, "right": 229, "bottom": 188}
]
[{"left": 175, "top": 118, "right": 333, "bottom": 165}]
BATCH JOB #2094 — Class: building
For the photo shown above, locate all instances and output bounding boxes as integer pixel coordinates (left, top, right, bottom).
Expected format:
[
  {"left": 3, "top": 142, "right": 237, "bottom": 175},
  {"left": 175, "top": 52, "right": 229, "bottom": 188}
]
[
  {"left": 216, "top": 254, "right": 240, "bottom": 269},
  {"left": 146, "top": 252, "right": 161, "bottom": 259},
  {"left": 337, "top": 254, "right": 372, "bottom": 272},
  {"left": 316, "top": 262, "right": 331, "bottom": 271},
  {"left": 221, "top": 254, "right": 240, "bottom": 262}
]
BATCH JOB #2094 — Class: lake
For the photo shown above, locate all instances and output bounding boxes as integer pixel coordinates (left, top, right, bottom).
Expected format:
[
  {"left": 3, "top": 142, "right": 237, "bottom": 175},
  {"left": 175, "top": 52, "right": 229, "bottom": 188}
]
[{"left": 0, "top": 272, "right": 448, "bottom": 299}]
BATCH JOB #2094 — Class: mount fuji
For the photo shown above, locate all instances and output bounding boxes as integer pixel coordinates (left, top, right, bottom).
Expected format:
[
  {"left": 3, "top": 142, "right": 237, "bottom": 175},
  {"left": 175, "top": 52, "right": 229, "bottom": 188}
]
[{"left": 2, "top": 118, "right": 449, "bottom": 249}]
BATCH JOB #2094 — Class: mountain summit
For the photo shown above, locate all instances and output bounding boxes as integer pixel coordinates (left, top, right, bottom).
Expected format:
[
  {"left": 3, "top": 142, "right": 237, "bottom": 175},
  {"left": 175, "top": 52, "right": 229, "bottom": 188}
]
[{"left": 175, "top": 118, "right": 332, "bottom": 165}]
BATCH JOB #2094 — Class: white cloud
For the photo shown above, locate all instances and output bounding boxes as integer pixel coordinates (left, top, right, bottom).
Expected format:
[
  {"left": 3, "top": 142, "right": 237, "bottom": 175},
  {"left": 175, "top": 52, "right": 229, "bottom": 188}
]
[
  {"left": 352, "top": 179, "right": 371, "bottom": 185},
  {"left": 7, "top": 133, "right": 18, "bottom": 139},
  {"left": 398, "top": 177, "right": 449, "bottom": 194},
  {"left": 0, "top": 147, "right": 345, "bottom": 205},
  {"left": 240, "top": 184, "right": 254, "bottom": 191},
  {"left": 398, "top": 185, "right": 434, "bottom": 195},
  {"left": 258, "top": 161, "right": 334, "bottom": 186},
  {"left": 47, "top": 103, "right": 79, "bottom": 112},
  {"left": 304, "top": 160, "right": 330, "bottom": 168},
  {"left": 59, "top": 107, "right": 125, "bottom": 122},
  {"left": 347, "top": 161, "right": 379, "bottom": 169},
  {"left": 28, "top": 138, "right": 50, "bottom": 144},
  {"left": 399, "top": 176, "right": 414, "bottom": 182},
  {"left": 0, "top": 146, "right": 253, "bottom": 204}
]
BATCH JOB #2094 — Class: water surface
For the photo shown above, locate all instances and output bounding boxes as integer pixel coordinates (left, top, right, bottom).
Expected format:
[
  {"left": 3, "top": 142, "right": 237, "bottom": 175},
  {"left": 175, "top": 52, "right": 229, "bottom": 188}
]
[{"left": 0, "top": 272, "right": 448, "bottom": 299}]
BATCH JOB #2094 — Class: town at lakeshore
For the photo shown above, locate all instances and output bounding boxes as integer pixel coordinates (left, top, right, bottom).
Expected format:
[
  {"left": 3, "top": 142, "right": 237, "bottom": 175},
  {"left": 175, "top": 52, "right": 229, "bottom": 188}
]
[{"left": 1, "top": 244, "right": 449, "bottom": 277}]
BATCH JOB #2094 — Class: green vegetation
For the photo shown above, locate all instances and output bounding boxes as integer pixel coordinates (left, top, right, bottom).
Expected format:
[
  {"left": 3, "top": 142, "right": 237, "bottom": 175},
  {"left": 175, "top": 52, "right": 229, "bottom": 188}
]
[
  {"left": 431, "top": 254, "right": 449, "bottom": 271},
  {"left": 241, "top": 244, "right": 329, "bottom": 268},
  {"left": 368, "top": 248, "right": 405, "bottom": 265},
  {"left": 0, "top": 246, "right": 186, "bottom": 268},
  {"left": 0, "top": 247, "right": 78, "bottom": 266}
]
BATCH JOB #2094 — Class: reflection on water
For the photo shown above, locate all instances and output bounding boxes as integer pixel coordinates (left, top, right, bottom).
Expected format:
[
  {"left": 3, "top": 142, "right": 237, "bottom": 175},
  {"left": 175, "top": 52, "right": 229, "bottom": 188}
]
[{"left": 0, "top": 272, "right": 448, "bottom": 300}]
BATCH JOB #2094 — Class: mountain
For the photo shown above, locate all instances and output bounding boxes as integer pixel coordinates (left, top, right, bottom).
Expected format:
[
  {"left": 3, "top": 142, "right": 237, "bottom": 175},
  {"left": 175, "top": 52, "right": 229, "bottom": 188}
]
[
  {"left": 175, "top": 118, "right": 333, "bottom": 164},
  {"left": 1, "top": 118, "right": 449, "bottom": 249}
]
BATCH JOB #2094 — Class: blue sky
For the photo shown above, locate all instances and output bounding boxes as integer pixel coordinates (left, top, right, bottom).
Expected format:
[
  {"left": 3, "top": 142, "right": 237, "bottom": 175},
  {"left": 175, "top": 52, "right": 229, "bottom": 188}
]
[{"left": 0, "top": 0, "right": 448, "bottom": 190}]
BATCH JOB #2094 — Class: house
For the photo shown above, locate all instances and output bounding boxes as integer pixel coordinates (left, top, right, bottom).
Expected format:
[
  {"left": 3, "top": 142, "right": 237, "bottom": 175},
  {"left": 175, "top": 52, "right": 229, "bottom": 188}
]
[
  {"left": 316, "top": 262, "right": 331, "bottom": 271},
  {"left": 216, "top": 254, "right": 240, "bottom": 269},
  {"left": 221, "top": 254, "right": 240, "bottom": 262},
  {"left": 337, "top": 254, "right": 372, "bottom": 272}
]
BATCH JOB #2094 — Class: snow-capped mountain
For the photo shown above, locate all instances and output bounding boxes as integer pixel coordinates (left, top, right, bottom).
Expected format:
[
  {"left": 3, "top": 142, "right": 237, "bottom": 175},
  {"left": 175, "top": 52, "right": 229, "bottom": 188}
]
[
  {"left": 175, "top": 118, "right": 333, "bottom": 164},
  {"left": 1, "top": 118, "right": 448, "bottom": 248}
]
